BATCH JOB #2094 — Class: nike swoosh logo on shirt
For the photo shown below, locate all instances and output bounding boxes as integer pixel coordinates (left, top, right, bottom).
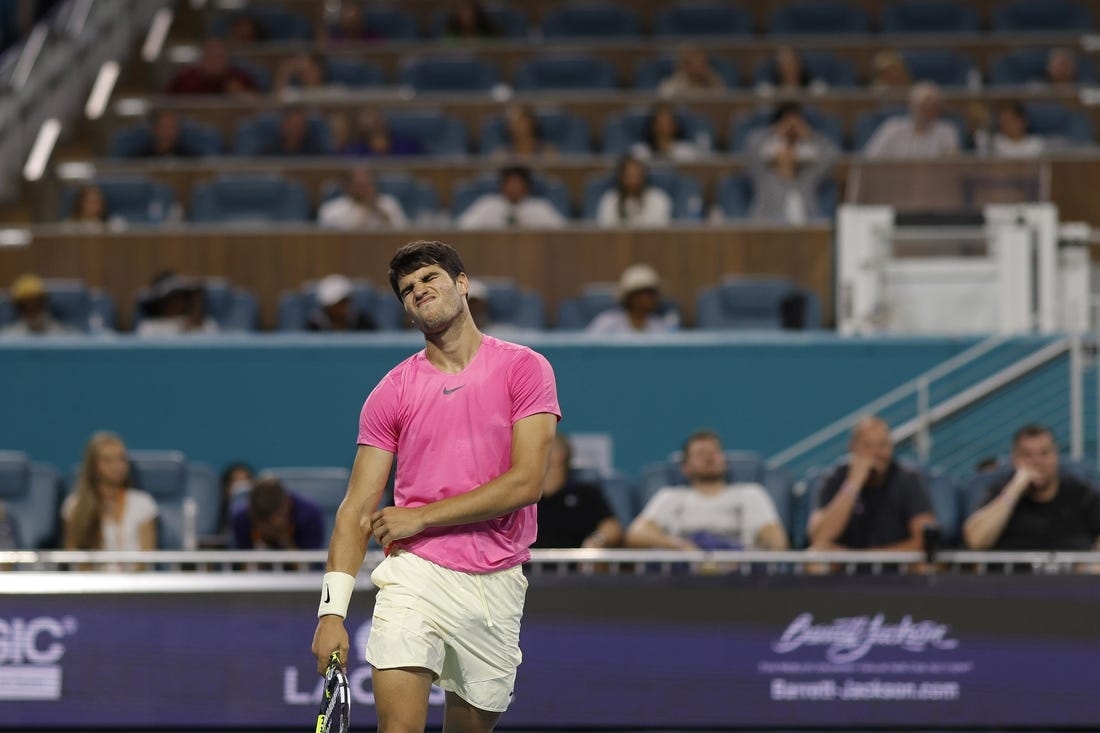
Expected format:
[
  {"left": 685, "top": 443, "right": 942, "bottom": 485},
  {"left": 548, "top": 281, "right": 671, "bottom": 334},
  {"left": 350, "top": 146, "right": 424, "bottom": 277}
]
[{"left": 443, "top": 385, "right": 465, "bottom": 395}]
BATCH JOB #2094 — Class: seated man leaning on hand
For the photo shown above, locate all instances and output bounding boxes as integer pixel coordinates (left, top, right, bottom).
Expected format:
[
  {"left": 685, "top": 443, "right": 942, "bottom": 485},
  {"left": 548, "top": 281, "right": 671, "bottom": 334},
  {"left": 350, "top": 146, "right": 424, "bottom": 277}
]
[
  {"left": 626, "top": 430, "right": 788, "bottom": 551},
  {"left": 963, "top": 424, "right": 1100, "bottom": 551},
  {"left": 807, "top": 416, "right": 936, "bottom": 552}
]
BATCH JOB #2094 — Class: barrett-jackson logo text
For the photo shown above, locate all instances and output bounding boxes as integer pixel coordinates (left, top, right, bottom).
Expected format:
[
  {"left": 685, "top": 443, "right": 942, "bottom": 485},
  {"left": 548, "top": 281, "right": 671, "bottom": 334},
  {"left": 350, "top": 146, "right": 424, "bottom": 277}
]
[{"left": 772, "top": 613, "right": 959, "bottom": 663}]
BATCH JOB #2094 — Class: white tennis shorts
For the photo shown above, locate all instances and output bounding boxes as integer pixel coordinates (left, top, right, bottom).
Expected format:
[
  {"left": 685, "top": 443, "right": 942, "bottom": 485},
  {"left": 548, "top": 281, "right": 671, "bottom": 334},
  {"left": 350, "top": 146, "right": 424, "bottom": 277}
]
[{"left": 365, "top": 549, "right": 528, "bottom": 713}]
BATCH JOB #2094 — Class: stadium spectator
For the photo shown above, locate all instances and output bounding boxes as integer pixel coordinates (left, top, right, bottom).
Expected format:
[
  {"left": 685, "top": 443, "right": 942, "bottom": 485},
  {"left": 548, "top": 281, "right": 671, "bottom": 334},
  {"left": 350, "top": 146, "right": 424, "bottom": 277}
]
[
  {"left": 442, "top": 0, "right": 501, "bottom": 40},
  {"left": 1046, "top": 48, "right": 1078, "bottom": 85},
  {"left": 61, "top": 431, "right": 158, "bottom": 567},
  {"left": 131, "top": 110, "right": 204, "bottom": 158},
  {"left": 1, "top": 274, "right": 74, "bottom": 336},
  {"left": 631, "top": 102, "right": 706, "bottom": 161},
  {"left": 596, "top": 156, "right": 672, "bottom": 228},
  {"left": 338, "top": 109, "right": 423, "bottom": 157},
  {"left": 533, "top": 434, "right": 623, "bottom": 549},
  {"left": 258, "top": 106, "right": 329, "bottom": 156},
  {"left": 0, "top": 501, "right": 19, "bottom": 551},
  {"left": 976, "top": 101, "right": 1046, "bottom": 158},
  {"left": 465, "top": 279, "right": 494, "bottom": 331},
  {"left": 807, "top": 416, "right": 936, "bottom": 552},
  {"left": 863, "top": 81, "right": 959, "bottom": 158},
  {"left": 232, "top": 476, "right": 324, "bottom": 550},
  {"left": 492, "top": 104, "right": 557, "bottom": 159},
  {"left": 626, "top": 430, "right": 788, "bottom": 551},
  {"left": 136, "top": 272, "right": 219, "bottom": 337},
  {"left": 963, "top": 425, "right": 1100, "bottom": 551},
  {"left": 326, "top": 3, "right": 383, "bottom": 42},
  {"left": 217, "top": 461, "right": 255, "bottom": 539},
  {"left": 305, "top": 274, "right": 378, "bottom": 332},
  {"left": 275, "top": 52, "right": 327, "bottom": 94},
  {"left": 164, "top": 38, "right": 258, "bottom": 95},
  {"left": 457, "top": 165, "right": 566, "bottom": 229},
  {"left": 869, "top": 50, "right": 912, "bottom": 93},
  {"left": 67, "top": 183, "right": 109, "bottom": 228},
  {"left": 658, "top": 46, "right": 726, "bottom": 97},
  {"left": 744, "top": 102, "right": 839, "bottom": 223},
  {"left": 758, "top": 46, "right": 812, "bottom": 92},
  {"left": 586, "top": 263, "right": 679, "bottom": 334},
  {"left": 318, "top": 166, "right": 407, "bottom": 229}
]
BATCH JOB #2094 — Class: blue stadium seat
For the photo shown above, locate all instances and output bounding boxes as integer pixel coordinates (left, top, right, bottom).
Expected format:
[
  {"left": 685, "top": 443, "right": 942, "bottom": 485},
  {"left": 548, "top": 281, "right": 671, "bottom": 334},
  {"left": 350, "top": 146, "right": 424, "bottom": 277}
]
[
  {"left": 555, "top": 282, "right": 681, "bottom": 330},
  {"left": 125, "top": 450, "right": 219, "bottom": 550},
  {"left": 429, "top": 5, "right": 528, "bottom": 37},
  {"left": 61, "top": 177, "right": 177, "bottom": 225},
  {"left": 232, "top": 113, "right": 333, "bottom": 156},
  {"left": 513, "top": 55, "right": 618, "bottom": 91},
  {"left": 320, "top": 174, "right": 440, "bottom": 223},
  {"left": 472, "top": 276, "right": 548, "bottom": 330},
  {"left": 231, "top": 58, "right": 273, "bottom": 92},
  {"left": 713, "top": 174, "right": 838, "bottom": 221},
  {"left": 879, "top": 0, "right": 981, "bottom": 34},
  {"left": 398, "top": 56, "right": 499, "bottom": 93},
  {"left": 451, "top": 172, "right": 572, "bottom": 220},
  {"left": 276, "top": 279, "right": 404, "bottom": 331},
  {"left": 751, "top": 49, "right": 858, "bottom": 88},
  {"left": 190, "top": 176, "right": 311, "bottom": 224},
  {"left": 541, "top": 4, "right": 641, "bottom": 38},
  {"left": 207, "top": 6, "right": 312, "bottom": 41},
  {"left": 695, "top": 276, "right": 822, "bottom": 330},
  {"left": 768, "top": 2, "right": 871, "bottom": 35},
  {"left": 901, "top": 49, "right": 978, "bottom": 88},
  {"left": 632, "top": 54, "right": 741, "bottom": 90},
  {"left": 653, "top": 3, "right": 752, "bottom": 36},
  {"left": 383, "top": 111, "right": 468, "bottom": 156},
  {"left": 362, "top": 7, "right": 419, "bottom": 39},
  {"left": 324, "top": 58, "right": 386, "bottom": 88},
  {"left": 728, "top": 106, "right": 845, "bottom": 151},
  {"left": 1023, "top": 101, "right": 1095, "bottom": 144},
  {"left": 0, "top": 451, "right": 60, "bottom": 549},
  {"left": 582, "top": 168, "right": 704, "bottom": 221},
  {"left": 992, "top": 0, "right": 1093, "bottom": 31},
  {"left": 989, "top": 47, "right": 1096, "bottom": 86},
  {"left": 130, "top": 278, "right": 259, "bottom": 332},
  {"left": 258, "top": 467, "right": 350, "bottom": 542},
  {"left": 479, "top": 108, "right": 591, "bottom": 155},
  {"left": 602, "top": 107, "right": 716, "bottom": 156},
  {"left": 109, "top": 119, "right": 223, "bottom": 158},
  {"left": 572, "top": 467, "right": 637, "bottom": 526}
]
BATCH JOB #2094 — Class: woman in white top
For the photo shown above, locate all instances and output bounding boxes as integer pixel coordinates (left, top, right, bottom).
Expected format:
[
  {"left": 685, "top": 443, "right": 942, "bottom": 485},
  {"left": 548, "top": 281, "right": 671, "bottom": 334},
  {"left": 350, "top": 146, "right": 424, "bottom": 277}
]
[
  {"left": 630, "top": 102, "right": 706, "bottom": 161},
  {"left": 62, "top": 432, "right": 158, "bottom": 569},
  {"left": 596, "top": 156, "right": 672, "bottom": 228}
]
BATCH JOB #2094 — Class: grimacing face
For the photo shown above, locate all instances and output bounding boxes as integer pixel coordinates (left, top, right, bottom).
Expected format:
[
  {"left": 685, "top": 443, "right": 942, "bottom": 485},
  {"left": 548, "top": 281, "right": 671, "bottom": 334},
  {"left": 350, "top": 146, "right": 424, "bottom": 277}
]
[{"left": 396, "top": 265, "right": 468, "bottom": 335}]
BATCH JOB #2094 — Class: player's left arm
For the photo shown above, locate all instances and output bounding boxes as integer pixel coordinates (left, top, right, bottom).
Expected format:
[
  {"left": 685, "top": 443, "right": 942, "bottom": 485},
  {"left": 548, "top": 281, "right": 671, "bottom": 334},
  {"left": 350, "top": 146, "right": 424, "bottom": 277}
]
[{"left": 369, "top": 412, "right": 557, "bottom": 547}]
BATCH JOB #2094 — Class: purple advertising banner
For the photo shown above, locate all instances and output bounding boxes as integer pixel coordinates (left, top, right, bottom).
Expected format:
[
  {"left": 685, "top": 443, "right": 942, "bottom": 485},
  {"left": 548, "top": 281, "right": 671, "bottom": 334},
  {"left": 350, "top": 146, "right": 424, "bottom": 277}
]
[{"left": 3, "top": 573, "right": 1100, "bottom": 728}]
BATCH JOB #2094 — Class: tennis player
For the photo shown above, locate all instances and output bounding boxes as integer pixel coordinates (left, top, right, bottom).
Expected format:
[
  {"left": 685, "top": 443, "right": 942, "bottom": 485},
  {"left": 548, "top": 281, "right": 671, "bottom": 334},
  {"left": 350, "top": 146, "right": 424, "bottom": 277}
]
[{"left": 312, "top": 240, "right": 560, "bottom": 732}]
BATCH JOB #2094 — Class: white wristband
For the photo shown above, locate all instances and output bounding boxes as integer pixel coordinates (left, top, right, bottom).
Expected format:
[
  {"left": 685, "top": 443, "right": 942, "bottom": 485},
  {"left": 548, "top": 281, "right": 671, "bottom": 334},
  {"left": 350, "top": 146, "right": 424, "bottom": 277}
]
[{"left": 317, "top": 571, "right": 355, "bottom": 619}]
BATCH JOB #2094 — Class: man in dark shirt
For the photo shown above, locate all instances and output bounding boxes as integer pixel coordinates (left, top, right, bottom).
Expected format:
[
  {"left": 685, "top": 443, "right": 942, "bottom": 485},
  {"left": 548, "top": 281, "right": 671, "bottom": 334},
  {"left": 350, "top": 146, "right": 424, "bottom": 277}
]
[
  {"left": 131, "top": 110, "right": 204, "bottom": 158},
  {"left": 963, "top": 424, "right": 1100, "bottom": 551},
  {"left": 164, "top": 39, "right": 258, "bottom": 95},
  {"left": 232, "top": 476, "right": 324, "bottom": 550},
  {"left": 533, "top": 434, "right": 622, "bottom": 549},
  {"left": 808, "top": 416, "right": 936, "bottom": 551}
]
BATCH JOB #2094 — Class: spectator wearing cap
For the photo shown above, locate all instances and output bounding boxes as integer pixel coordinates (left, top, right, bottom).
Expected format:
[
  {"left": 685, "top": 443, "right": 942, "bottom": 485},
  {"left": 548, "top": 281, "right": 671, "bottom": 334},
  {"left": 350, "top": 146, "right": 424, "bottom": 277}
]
[
  {"left": 318, "top": 166, "right": 407, "bottom": 230},
  {"left": 596, "top": 156, "right": 672, "bottom": 228},
  {"left": 465, "top": 279, "right": 494, "bottom": 331},
  {"left": 457, "top": 166, "right": 566, "bottom": 229},
  {"left": 135, "top": 271, "right": 219, "bottom": 337},
  {"left": 586, "top": 264, "right": 679, "bottom": 334},
  {"left": 306, "top": 274, "right": 377, "bottom": 332},
  {"left": 1, "top": 274, "right": 74, "bottom": 336}
]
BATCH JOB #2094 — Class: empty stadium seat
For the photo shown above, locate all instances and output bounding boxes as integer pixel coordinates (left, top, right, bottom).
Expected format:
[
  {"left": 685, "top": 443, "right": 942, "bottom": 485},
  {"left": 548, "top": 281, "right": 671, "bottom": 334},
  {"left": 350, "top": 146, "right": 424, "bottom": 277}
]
[
  {"left": 633, "top": 54, "right": 741, "bottom": 90},
  {"left": 513, "top": 54, "right": 618, "bottom": 91},
  {"left": 541, "top": 4, "right": 641, "bottom": 38},
  {"left": 695, "top": 276, "right": 822, "bottom": 330},
  {"left": 1023, "top": 101, "right": 1095, "bottom": 144},
  {"left": 109, "top": 119, "right": 223, "bottom": 158},
  {"left": 324, "top": 58, "right": 386, "bottom": 88},
  {"left": 471, "top": 276, "right": 548, "bottom": 330},
  {"left": 992, "top": 0, "right": 1093, "bottom": 31},
  {"left": 879, "top": 0, "right": 981, "bottom": 34},
  {"left": 430, "top": 5, "right": 528, "bottom": 37},
  {"left": 555, "top": 282, "right": 680, "bottom": 330},
  {"left": 190, "top": 176, "right": 311, "bottom": 224},
  {"left": 208, "top": 6, "right": 313, "bottom": 41},
  {"left": 276, "top": 279, "right": 404, "bottom": 331},
  {"left": 751, "top": 50, "right": 858, "bottom": 88},
  {"left": 361, "top": 7, "right": 419, "bottom": 39},
  {"left": 989, "top": 47, "right": 1096, "bottom": 86},
  {"left": 451, "top": 172, "right": 572, "bottom": 220},
  {"left": 602, "top": 107, "right": 716, "bottom": 156},
  {"left": 257, "top": 467, "right": 350, "bottom": 542},
  {"left": 383, "top": 111, "right": 468, "bottom": 156},
  {"left": 398, "top": 56, "right": 499, "bottom": 93},
  {"left": 582, "top": 168, "right": 705, "bottom": 221},
  {"left": 653, "top": 3, "right": 753, "bottom": 36},
  {"left": 901, "top": 49, "right": 978, "bottom": 88},
  {"left": 727, "top": 106, "right": 845, "bottom": 151},
  {"left": 320, "top": 174, "right": 440, "bottom": 223},
  {"left": 123, "top": 450, "right": 220, "bottom": 550},
  {"left": 61, "top": 177, "right": 177, "bottom": 224},
  {"left": 0, "top": 451, "right": 60, "bottom": 549},
  {"left": 232, "top": 113, "right": 333, "bottom": 157},
  {"left": 768, "top": 2, "right": 871, "bottom": 35},
  {"left": 713, "top": 173, "right": 838, "bottom": 221},
  {"left": 479, "top": 108, "right": 591, "bottom": 155},
  {"left": 0, "top": 278, "right": 117, "bottom": 333}
]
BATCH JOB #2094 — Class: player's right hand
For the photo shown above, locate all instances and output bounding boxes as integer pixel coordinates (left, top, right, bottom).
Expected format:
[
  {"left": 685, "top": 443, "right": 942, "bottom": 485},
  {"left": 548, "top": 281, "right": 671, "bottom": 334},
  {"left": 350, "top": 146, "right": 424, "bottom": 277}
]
[{"left": 312, "top": 615, "right": 349, "bottom": 676}]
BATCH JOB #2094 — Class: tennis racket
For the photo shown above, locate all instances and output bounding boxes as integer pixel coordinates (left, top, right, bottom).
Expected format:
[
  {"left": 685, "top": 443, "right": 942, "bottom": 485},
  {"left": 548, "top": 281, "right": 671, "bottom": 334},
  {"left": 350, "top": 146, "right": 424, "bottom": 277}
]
[{"left": 315, "top": 652, "right": 350, "bottom": 733}]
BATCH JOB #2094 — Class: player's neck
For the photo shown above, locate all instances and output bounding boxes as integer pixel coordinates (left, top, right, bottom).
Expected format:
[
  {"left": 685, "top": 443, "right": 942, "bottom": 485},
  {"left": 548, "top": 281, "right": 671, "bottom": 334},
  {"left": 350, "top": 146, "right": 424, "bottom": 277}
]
[{"left": 425, "top": 319, "right": 484, "bottom": 374}]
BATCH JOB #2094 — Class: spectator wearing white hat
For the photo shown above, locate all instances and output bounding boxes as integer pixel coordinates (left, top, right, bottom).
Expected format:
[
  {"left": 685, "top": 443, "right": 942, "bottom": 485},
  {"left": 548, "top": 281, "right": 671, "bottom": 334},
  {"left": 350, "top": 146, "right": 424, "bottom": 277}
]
[
  {"left": 136, "top": 271, "right": 219, "bottom": 337},
  {"left": 306, "top": 274, "right": 377, "bottom": 332},
  {"left": 586, "top": 264, "right": 680, "bottom": 334},
  {"left": 1, "top": 274, "right": 74, "bottom": 336}
]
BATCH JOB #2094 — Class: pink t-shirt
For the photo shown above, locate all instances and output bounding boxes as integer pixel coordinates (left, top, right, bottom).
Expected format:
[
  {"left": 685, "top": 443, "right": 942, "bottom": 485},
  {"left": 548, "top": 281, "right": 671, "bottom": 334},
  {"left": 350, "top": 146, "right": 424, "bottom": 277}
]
[{"left": 358, "top": 335, "right": 560, "bottom": 573}]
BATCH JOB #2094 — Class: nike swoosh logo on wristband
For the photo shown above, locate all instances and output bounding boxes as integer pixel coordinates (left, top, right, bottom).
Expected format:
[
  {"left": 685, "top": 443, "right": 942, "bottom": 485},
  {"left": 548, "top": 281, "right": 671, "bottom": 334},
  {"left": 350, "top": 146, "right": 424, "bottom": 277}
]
[{"left": 324, "top": 585, "right": 331, "bottom": 603}]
